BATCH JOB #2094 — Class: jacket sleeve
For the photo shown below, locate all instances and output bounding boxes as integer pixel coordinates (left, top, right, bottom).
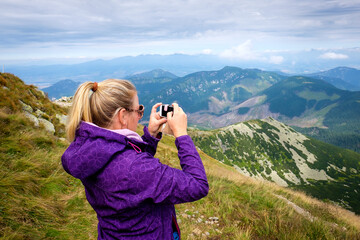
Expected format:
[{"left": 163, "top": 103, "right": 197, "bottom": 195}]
[
  {"left": 127, "top": 135, "right": 209, "bottom": 205},
  {"left": 141, "top": 126, "right": 160, "bottom": 156}
]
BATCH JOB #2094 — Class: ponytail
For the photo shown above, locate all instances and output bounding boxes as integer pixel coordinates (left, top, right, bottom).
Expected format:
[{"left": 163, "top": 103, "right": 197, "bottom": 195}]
[{"left": 66, "top": 79, "right": 136, "bottom": 141}]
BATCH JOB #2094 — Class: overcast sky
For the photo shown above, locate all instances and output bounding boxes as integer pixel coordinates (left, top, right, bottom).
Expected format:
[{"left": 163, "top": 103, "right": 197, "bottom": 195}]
[{"left": 1, "top": 0, "right": 360, "bottom": 64}]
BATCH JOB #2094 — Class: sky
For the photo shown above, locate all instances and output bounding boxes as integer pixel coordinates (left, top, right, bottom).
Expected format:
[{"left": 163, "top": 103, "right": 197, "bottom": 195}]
[{"left": 1, "top": 0, "right": 360, "bottom": 68}]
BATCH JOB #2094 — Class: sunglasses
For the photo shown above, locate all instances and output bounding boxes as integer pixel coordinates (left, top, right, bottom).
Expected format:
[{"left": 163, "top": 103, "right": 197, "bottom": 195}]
[{"left": 125, "top": 104, "right": 145, "bottom": 119}]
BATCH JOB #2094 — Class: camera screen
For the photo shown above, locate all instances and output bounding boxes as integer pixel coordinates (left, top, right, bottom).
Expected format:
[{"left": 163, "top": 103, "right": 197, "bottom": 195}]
[{"left": 160, "top": 105, "right": 174, "bottom": 117}]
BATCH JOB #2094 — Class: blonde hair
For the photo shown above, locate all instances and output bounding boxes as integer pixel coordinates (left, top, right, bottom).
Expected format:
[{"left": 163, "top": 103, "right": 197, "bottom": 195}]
[{"left": 66, "top": 79, "right": 137, "bottom": 141}]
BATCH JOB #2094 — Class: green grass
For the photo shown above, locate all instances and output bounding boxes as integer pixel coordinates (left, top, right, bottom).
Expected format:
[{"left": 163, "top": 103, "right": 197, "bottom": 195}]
[
  {"left": 0, "top": 111, "right": 98, "bottom": 239},
  {"left": 296, "top": 90, "right": 340, "bottom": 101}
]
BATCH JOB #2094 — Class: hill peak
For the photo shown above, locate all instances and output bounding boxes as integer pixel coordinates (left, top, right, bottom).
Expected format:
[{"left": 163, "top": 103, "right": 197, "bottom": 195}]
[{"left": 128, "top": 69, "right": 178, "bottom": 79}]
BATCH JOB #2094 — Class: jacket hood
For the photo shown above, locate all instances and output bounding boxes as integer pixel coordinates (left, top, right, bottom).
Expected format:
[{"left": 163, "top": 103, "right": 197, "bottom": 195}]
[{"left": 62, "top": 122, "right": 142, "bottom": 179}]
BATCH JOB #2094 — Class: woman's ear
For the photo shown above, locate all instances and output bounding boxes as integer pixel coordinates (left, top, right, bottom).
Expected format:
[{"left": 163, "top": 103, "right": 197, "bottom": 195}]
[{"left": 118, "top": 108, "right": 128, "bottom": 128}]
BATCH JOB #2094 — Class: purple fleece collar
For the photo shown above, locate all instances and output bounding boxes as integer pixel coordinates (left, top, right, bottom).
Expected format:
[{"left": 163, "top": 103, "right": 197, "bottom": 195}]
[{"left": 85, "top": 122, "right": 143, "bottom": 142}]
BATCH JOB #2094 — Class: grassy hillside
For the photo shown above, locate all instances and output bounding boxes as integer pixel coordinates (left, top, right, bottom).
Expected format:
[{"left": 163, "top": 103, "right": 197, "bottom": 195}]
[
  {"left": 1, "top": 73, "right": 360, "bottom": 239},
  {"left": 0, "top": 73, "right": 97, "bottom": 239},
  {"left": 1, "top": 112, "right": 360, "bottom": 239},
  {"left": 0, "top": 73, "right": 67, "bottom": 136},
  {"left": 191, "top": 117, "right": 360, "bottom": 215}
]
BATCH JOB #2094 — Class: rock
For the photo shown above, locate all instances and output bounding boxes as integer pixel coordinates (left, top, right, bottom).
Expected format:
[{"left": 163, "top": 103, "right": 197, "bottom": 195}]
[
  {"left": 209, "top": 217, "right": 219, "bottom": 223},
  {"left": 24, "top": 112, "right": 39, "bottom": 127},
  {"left": 20, "top": 100, "right": 33, "bottom": 113},
  {"left": 56, "top": 114, "right": 67, "bottom": 125},
  {"left": 197, "top": 217, "right": 203, "bottom": 223},
  {"left": 192, "top": 228, "right": 202, "bottom": 236},
  {"left": 38, "top": 90, "right": 46, "bottom": 98},
  {"left": 53, "top": 96, "right": 73, "bottom": 107},
  {"left": 35, "top": 109, "right": 45, "bottom": 117},
  {"left": 39, "top": 118, "right": 55, "bottom": 134}
]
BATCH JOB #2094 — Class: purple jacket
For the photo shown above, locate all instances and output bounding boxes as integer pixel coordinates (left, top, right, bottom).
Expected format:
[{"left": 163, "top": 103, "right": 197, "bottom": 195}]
[{"left": 61, "top": 122, "right": 209, "bottom": 239}]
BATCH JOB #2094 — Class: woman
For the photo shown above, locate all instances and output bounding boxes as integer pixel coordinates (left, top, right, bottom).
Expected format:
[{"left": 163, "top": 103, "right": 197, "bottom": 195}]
[{"left": 61, "top": 79, "right": 209, "bottom": 240}]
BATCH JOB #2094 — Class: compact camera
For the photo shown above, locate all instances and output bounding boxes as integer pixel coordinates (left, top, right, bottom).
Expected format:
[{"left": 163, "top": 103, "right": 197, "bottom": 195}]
[{"left": 159, "top": 104, "right": 174, "bottom": 118}]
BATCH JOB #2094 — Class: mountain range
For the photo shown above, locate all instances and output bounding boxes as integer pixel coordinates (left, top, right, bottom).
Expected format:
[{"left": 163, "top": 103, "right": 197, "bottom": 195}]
[
  {"left": 140, "top": 67, "right": 360, "bottom": 152},
  {"left": 308, "top": 67, "right": 360, "bottom": 91},
  {"left": 40, "top": 66, "right": 360, "bottom": 152},
  {"left": 6, "top": 54, "right": 225, "bottom": 86},
  {"left": 6, "top": 52, "right": 360, "bottom": 87},
  {"left": 142, "top": 67, "right": 359, "bottom": 129},
  {"left": 190, "top": 117, "right": 360, "bottom": 214},
  {"left": 143, "top": 66, "right": 286, "bottom": 115}
]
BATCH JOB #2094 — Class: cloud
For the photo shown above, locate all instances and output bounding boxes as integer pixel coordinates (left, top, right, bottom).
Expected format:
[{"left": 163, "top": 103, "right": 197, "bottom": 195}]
[
  {"left": 219, "top": 40, "right": 261, "bottom": 60},
  {"left": 202, "top": 49, "right": 213, "bottom": 54},
  {"left": 1, "top": 0, "right": 360, "bottom": 61},
  {"left": 319, "top": 52, "right": 349, "bottom": 59},
  {"left": 268, "top": 55, "right": 284, "bottom": 64},
  {"left": 220, "top": 42, "right": 285, "bottom": 64}
]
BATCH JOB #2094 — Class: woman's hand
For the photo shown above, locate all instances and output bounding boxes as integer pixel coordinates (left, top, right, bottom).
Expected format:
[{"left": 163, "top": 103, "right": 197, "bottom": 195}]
[
  {"left": 167, "top": 103, "right": 188, "bottom": 138},
  {"left": 148, "top": 103, "right": 167, "bottom": 137}
]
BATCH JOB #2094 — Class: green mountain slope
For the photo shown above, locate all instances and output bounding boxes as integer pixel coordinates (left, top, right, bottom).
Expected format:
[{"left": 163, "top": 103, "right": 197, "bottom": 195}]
[
  {"left": 143, "top": 66, "right": 285, "bottom": 115},
  {"left": 261, "top": 76, "right": 360, "bottom": 125},
  {"left": 1, "top": 73, "right": 360, "bottom": 239},
  {"left": 127, "top": 69, "right": 178, "bottom": 83},
  {"left": 309, "top": 67, "right": 360, "bottom": 91},
  {"left": 261, "top": 76, "right": 360, "bottom": 152},
  {"left": 217, "top": 76, "right": 360, "bottom": 129},
  {"left": 190, "top": 117, "right": 360, "bottom": 214},
  {"left": 191, "top": 75, "right": 360, "bottom": 152},
  {"left": 42, "top": 79, "right": 81, "bottom": 99},
  {"left": 126, "top": 69, "right": 178, "bottom": 97}
]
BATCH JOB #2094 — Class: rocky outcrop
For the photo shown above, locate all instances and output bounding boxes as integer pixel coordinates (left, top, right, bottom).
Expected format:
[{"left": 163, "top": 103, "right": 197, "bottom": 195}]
[
  {"left": 56, "top": 114, "right": 67, "bottom": 125},
  {"left": 38, "top": 118, "right": 55, "bottom": 133},
  {"left": 20, "top": 100, "right": 56, "bottom": 134},
  {"left": 53, "top": 96, "right": 73, "bottom": 107}
]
